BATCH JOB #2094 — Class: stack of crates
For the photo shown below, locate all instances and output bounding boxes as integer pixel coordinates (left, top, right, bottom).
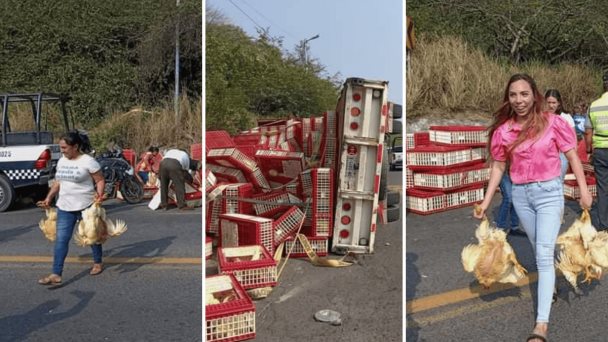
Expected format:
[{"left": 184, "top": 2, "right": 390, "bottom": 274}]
[
  {"left": 406, "top": 125, "right": 490, "bottom": 215},
  {"left": 205, "top": 274, "right": 256, "bottom": 342}
]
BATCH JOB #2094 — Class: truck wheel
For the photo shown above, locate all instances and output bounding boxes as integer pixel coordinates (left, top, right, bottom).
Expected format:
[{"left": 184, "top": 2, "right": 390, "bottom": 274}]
[
  {"left": 387, "top": 190, "right": 400, "bottom": 207},
  {"left": 0, "top": 174, "right": 15, "bottom": 212},
  {"left": 387, "top": 205, "right": 400, "bottom": 222}
]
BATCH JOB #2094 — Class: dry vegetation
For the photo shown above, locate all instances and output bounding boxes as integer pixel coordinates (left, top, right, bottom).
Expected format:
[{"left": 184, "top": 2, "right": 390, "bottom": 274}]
[
  {"left": 89, "top": 96, "right": 202, "bottom": 153},
  {"left": 406, "top": 36, "right": 603, "bottom": 120}
]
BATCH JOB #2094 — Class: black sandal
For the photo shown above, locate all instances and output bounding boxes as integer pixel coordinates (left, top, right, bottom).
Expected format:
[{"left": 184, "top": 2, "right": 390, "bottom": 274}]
[{"left": 526, "top": 333, "right": 547, "bottom": 342}]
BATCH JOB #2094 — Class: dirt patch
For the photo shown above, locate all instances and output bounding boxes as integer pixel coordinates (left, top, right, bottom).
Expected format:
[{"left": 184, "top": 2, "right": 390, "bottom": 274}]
[{"left": 406, "top": 110, "right": 493, "bottom": 133}]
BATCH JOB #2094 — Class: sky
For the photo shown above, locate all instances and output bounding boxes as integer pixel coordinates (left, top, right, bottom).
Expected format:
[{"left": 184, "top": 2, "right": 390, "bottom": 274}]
[{"left": 206, "top": 0, "right": 404, "bottom": 104}]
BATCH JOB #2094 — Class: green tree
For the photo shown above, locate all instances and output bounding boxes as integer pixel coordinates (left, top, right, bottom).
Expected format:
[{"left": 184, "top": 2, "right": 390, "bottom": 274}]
[{"left": 205, "top": 6, "right": 338, "bottom": 134}]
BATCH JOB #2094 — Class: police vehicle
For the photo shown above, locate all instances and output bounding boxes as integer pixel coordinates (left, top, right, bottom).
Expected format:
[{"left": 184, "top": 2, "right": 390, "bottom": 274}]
[{"left": 0, "top": 93, "right": 72, "bottom": 212}]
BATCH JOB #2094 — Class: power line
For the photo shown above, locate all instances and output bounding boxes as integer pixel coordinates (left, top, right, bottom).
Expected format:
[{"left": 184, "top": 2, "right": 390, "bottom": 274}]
[
  {"left": 239, "top": 0, "right": 298, "bottom": 41},
  {"left": 227, "top": 0, "right": 265, "bottom": 33}
]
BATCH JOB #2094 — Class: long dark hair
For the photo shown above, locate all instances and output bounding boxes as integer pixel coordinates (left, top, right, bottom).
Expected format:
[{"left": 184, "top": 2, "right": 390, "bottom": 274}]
[
  {"left": 544, "top": 89, "right": 568, "bottom": 114},
  {"left": 487, "top": 73, "right": 547, "bottom": 158},
  {"left": 59, "top": 130, "right": 93, "bottom": 154}
]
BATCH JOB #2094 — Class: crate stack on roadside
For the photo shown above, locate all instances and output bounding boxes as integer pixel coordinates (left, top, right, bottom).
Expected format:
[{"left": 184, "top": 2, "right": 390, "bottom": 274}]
[{"left": 406, "top": 126, "right": 490, "bottom": 215}]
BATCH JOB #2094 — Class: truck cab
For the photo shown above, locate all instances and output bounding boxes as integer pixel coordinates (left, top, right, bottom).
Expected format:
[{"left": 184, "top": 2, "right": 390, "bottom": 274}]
[{"left": 0, "top": 93, "right": 72, "bottom": 211}]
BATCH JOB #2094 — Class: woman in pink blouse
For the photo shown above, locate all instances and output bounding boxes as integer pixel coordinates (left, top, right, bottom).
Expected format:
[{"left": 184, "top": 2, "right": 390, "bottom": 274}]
[{"left": 474, "top": 73, "right": 592, "bottom": 342}]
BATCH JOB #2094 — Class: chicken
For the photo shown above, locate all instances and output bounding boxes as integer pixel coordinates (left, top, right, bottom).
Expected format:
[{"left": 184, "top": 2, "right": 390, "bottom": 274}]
[
  {"left": 39, "top": 207, "right": 57, "bottom": 242},
  {"left": 557, "top": 209, "right": 608, "bottom": 294},
  {"left": 73, "top": 201, "right": 127, "bottom": 246},
  {"left": 462, "top": 206, "right": 527, "bottom": 288}
]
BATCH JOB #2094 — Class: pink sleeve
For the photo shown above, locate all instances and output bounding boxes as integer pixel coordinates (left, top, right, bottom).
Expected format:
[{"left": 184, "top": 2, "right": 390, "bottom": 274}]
[
  {"left": 490, "top": 128, "right": 507, "bottom": 161},
  {"left": 554, "top": 115, "right": 576, "bottom": 152}
]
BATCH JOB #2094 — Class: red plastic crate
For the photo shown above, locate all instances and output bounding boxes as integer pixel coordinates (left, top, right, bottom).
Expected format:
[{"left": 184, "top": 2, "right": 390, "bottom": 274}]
[
  {"left": 429, "top": 125, "right": 488, "bottom": 147},
  {"left": 406, "top": 167, "right": 414, "bottom": 189},
  {"left": 406, "top": 184, "right": 485, "bottom": 215},
  {"left": 205, "top": 274, "right": 255, "bottom": 342},
  {"left": 122, "top": 149, "right": 137, "bottom": 167},
  {"left": 300, "top": 168, "right": 333, "bottom": 237},
  {"left": 413, "top": 132, "right": 430, "bottom": 147},
  {"left": 284, "top": 235, "right": 328, "bottom": 258},
  {"left": 190, "top": 143, "right": 202, "bottom": 161},
  {"left": 255, "top": 150, "right": 305, "bottom": 184},
  {"left": 222, "top": 183, "right": 254, "bottom": 215},
  {"left": 207, "top": 164, "right": 248, "bottom": 184},
  {"left": 564, "top": 176, "right": 597, "bottom": 199},
  {"left": 273, "top": 206, "right": 305, "bottom": 247},
  {"left": 219, "top": 213, "right": 274, "bottom": 255},
  {"left": 406, "top": 133, "right": 415, "bottom": 150},
  {"left": 412, "top": 162, "right": 490, "bottom": 191},
  {"left": 406, "top": 145, "right": 485, "bottom": 171},
  {"left": 217, "top": 245, "right": 278, "bottom": 289},
  {"left": 207, "top": 148, "right": 258, "bottom": 173},
  {"left": 205, "top": 131, "right": 235, "bottom": 154},
  {"left": 406, "top": 188, "right": 446, "bottom": 215},
  {"left": 252, "top": 191, "right": 292, "bottom": 218}
]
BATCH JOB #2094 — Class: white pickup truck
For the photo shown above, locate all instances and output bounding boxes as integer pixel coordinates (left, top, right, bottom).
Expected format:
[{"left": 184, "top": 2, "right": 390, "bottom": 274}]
[{"left": 0, "top": 93, "right": 71, "bottom": 211}]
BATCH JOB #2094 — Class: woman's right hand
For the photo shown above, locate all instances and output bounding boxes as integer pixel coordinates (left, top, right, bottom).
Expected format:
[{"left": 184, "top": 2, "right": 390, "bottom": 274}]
[
  {"left": 36, "top": 198, "right": 52, "bottom": 209},
  {"left": 473, "top": 202, "right": 487, "bottom": 219}
]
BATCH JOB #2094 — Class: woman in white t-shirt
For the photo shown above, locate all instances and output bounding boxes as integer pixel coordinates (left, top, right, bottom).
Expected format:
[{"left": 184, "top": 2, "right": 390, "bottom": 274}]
[
  {"left": 37, "top": 131, "right": 106, "bottom": 285},
  {"left": 545, "top": 89, "right": 576, "bottom": 180}
]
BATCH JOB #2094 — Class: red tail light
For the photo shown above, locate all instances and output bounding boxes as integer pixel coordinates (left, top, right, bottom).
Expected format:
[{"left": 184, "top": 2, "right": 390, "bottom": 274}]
[
  {"left": 34, "top": 149, "right": 51, "bottom": 169},
  {"left": 351, "top": 107, "right": 361, "bottom": 116},
  {"left": 341, "top": 216, "right": 351, "bottom": 225},
  {"left": 352, "top": 93, "right": 361, "bottom": 101},
  {"left": 342, "top": 203, "right": 351, "bottom": 211},
  {"left": 350, "top": 122, "right": 359, "bottom": 130},
  {"left": 339, "top": 229, "right": 350, "bottom": 238}
]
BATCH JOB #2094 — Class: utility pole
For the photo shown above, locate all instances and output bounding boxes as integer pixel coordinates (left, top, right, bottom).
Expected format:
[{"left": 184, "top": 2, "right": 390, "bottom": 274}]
[
  {"left": 303, "top": 34, "right": 320, "bottom": 69},
  {"left": 175, "top": 0, "right": 180, "bottom": 119}
]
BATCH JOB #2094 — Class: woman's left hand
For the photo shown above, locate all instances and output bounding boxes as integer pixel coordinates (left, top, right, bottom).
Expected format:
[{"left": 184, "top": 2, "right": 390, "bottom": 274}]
[{"left": 579, "top": 190, "right": 593, "bottom": 210}]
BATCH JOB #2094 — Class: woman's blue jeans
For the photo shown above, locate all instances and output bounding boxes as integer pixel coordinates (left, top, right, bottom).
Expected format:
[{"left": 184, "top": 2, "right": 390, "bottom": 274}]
[
  {"left": 54, "top": 208, "right": 103, "bottom": 276},
  {"left": 496, "top": 173, "right": 519, "bottom": 229},
  {"left": 512, "top": 177, "right": 563, "bottom": 323}
]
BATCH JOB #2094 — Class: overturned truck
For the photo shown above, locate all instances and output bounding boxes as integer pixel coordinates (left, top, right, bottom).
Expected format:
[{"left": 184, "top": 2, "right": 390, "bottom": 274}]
[{"left": 205, "top": 77, "right": 401, "bottom": 256}]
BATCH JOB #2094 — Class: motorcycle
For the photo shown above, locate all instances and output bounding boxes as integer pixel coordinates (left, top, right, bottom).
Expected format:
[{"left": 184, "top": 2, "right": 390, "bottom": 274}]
[{"left": 96, "top": 150, "right": 144, "bottom": 204}]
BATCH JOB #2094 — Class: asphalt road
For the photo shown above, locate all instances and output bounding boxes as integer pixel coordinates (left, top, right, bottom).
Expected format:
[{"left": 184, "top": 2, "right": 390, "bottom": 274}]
[
  {"left": 0, "top": 199, "right": 202, "bottom": 342},
  {"left": 206, "top": 170, "right": 404, "bottom": 342},
  {"left": 406, "top": 194, "right": 608, "bottom": 341}
]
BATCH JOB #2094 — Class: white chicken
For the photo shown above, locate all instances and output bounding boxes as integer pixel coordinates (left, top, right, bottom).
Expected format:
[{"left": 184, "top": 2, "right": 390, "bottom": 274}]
[
  {"left": 462, "top": 207, "right": 527, "bottom": 288},
  {"left": 73, "top": 201, "right": 127, "bottom": 246},
  {"left": 556, "top": 209, "right": 608, "bottom": 294},
  {"left": 39, "top": 207, "right": 57, "bottom": 242}
]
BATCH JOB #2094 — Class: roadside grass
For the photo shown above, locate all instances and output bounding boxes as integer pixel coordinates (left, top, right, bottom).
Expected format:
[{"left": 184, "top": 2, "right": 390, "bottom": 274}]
[{"left": 406, "top": 35, "right": 602, "bottom": 119}]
